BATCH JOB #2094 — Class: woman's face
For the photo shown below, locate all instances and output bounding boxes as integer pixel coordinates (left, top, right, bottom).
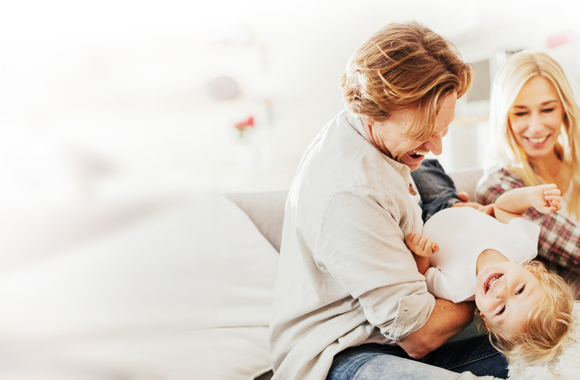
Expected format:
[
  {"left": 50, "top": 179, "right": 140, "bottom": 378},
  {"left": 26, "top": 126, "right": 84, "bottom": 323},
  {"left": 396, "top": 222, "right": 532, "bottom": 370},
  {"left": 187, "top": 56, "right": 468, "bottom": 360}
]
[{"left": 508, "top": 76, "right": 565, "bottom": 160}]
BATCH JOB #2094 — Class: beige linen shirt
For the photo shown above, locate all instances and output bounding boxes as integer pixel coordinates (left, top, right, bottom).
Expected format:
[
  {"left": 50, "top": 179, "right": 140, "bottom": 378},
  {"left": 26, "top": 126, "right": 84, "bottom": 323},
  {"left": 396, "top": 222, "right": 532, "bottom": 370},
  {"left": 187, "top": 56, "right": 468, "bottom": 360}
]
[{"left": 269, "top": 110, "right": 436, "bottom": 380}]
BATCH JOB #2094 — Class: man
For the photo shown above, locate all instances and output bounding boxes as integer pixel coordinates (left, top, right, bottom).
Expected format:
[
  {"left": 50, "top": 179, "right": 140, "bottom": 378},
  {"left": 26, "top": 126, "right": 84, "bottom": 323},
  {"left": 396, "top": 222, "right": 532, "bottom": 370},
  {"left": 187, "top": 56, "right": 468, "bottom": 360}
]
[{"left": 269, "top": 21, "right": 507, "bottom": 380}]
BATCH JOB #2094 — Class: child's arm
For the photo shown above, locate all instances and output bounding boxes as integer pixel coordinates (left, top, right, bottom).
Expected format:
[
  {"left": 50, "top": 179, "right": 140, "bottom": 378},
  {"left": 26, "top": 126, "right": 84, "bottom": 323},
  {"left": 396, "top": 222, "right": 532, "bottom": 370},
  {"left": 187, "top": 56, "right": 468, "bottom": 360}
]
[
  {"left": 406, "top": 232, "right": 439, "bottom": 274},
  {"left": 494, "top": 184, "right": 562, "bottom": 224}
]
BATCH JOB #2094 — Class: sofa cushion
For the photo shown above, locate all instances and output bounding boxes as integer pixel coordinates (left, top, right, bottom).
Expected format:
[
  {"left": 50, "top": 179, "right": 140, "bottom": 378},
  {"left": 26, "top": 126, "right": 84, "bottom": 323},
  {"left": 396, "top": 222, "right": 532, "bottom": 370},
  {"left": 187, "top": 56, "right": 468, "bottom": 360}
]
[{"left": 0, "top": 192, "right": 278, "bottom": 380}]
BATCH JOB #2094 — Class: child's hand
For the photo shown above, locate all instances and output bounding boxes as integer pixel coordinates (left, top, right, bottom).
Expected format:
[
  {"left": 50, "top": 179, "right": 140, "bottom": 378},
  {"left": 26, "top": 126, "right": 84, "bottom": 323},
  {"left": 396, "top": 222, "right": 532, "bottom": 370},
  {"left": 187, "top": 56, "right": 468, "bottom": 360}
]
[
  {"left": 531, "top": 184, "right": 562, "bottom": 214},
  {"left": 406, "top": 232, "right": 440, "bottom": 257}
]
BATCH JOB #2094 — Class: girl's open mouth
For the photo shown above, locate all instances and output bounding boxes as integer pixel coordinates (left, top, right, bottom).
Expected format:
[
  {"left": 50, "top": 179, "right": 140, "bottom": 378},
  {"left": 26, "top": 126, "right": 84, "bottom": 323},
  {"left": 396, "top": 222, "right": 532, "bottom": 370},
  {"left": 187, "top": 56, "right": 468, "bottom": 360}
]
[{"left": 484, "top": 273, "right": 503, "bottom": 294}]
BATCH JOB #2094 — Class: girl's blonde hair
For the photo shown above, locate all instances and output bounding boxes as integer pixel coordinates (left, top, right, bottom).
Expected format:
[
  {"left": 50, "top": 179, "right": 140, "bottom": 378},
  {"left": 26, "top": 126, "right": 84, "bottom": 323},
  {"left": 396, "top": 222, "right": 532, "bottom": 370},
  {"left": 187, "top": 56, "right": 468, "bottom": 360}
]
[
  {"left": 488, "top": 51, "right": 580, "bottom": 219},
  {"left": 478, "top": 261, "right": 575, "bottom": 364},
  {"left": 341, "top": 21, "right": 474, "bottom": 141}
]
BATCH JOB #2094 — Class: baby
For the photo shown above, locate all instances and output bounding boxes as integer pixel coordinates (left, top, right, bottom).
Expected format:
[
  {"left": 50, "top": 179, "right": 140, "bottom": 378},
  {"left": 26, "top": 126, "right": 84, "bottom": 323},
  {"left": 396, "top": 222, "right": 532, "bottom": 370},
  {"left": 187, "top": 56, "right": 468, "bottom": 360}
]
[{"left": 406, "top": 184, "right": 575, "bottom": 365}]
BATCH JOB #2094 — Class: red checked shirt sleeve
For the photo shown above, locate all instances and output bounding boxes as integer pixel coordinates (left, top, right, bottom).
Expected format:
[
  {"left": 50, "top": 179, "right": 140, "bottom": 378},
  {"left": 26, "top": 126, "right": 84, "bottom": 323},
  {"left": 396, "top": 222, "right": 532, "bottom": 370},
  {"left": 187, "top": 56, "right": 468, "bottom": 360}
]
[{"left": 476, "top": 167, "right": 580, "bottom": 275}]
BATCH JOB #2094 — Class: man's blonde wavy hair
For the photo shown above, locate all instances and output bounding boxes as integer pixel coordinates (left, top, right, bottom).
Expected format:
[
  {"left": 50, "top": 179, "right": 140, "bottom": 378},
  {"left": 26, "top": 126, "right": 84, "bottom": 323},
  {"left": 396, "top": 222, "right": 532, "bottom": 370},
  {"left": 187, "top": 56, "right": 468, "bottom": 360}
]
[
  {"left": 488, "top": 51, "right": 580, "bottom": 220},
  {"left": 341, "top": 21, "right": 474, "bottom": 141},
  {"left": 477, "top": 261, "right": 575, "bottom": 364}
]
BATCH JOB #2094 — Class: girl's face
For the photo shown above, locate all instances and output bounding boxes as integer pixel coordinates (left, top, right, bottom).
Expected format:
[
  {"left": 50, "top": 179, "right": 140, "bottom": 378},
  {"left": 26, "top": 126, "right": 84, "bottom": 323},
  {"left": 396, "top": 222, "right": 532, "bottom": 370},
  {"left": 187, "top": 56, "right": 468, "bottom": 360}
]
[
  {"left": 508, "top": 76, "right": 565, "bottom": 160},
  {"left": 475, "top": 261, "right": 543, "bottom": 337}
]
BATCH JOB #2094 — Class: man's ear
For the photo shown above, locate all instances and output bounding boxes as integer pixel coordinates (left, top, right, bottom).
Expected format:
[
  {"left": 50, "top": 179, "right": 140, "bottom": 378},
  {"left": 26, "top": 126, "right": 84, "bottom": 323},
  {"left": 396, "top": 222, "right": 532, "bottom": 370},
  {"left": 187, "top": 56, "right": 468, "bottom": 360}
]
[
  {"left": 361, "top": 116, "right": 375, "bottom": 128},
  {"left": 361, "top": 116, "right": 375, "bottom": 139}
]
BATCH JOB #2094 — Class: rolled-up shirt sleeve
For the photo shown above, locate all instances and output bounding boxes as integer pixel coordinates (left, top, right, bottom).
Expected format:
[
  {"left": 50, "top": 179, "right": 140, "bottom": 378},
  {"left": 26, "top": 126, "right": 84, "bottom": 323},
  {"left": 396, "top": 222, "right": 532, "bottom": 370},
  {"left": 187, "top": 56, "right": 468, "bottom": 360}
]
[
  {"left": 314, "top": 189, "right": 435, "bottom": 342},
  {"left": 388, "top": 292, "right": 435, "bottom": 341}
]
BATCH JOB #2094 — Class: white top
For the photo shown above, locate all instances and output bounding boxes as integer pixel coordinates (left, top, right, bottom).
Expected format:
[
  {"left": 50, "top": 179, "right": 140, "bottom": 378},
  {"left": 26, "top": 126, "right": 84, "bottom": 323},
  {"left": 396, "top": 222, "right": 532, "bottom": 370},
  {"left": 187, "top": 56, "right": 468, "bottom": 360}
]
[
  {"left": 269, "top": 110, "right": 433, "bottom": 380},
  {"left": 422, "top": 207, "right": 540, "bottom": 303}
]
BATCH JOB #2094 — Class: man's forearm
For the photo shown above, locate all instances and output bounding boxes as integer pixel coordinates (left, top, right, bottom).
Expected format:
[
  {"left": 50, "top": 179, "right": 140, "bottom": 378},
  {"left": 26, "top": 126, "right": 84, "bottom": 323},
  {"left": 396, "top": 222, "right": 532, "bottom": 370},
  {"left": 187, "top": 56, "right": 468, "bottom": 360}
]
[{"left": 397, "top": 299, "right": 476, "bottom": 359}]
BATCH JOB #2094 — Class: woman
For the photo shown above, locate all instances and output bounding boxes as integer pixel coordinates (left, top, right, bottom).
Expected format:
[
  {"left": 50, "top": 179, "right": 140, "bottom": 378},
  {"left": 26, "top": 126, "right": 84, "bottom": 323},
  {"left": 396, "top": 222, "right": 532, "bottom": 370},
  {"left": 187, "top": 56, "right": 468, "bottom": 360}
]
[
  {"left": 476, "top": 51, "right": 580, "bottom": 282},
  {"left": 269, "top": 21, "right": 508, "bottom": 380}
]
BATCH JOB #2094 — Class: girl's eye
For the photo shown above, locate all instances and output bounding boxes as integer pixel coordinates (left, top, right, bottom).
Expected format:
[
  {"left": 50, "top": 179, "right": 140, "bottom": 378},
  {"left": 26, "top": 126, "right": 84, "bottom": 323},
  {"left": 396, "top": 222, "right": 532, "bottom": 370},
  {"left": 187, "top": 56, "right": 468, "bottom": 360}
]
[
  {"left": 542, "top": 108, "right": 554, "bottom": 113},
  {"left": 497, "top": 306, "right": 506, "bottom": 316},
  {"left": 516, "top": 285, "right": 525, "bottom": 295},
  {"left": 514, "top": 112, "right": 527, "bottom": 117}
]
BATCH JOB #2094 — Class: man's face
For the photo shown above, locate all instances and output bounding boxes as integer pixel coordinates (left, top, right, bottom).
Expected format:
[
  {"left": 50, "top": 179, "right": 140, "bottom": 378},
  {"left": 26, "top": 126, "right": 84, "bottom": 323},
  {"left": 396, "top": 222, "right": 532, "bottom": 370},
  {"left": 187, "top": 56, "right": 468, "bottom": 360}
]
[{"left": 363, "top": 92, "right": 457, "bottom": 171}]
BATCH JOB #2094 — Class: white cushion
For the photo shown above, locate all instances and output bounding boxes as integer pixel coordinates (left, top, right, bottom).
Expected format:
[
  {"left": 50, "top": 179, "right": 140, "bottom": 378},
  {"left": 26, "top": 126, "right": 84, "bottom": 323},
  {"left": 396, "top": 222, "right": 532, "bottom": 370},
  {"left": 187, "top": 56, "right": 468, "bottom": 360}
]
[{"left": 0, "top": 192, "right": 278, "bottom": 379}]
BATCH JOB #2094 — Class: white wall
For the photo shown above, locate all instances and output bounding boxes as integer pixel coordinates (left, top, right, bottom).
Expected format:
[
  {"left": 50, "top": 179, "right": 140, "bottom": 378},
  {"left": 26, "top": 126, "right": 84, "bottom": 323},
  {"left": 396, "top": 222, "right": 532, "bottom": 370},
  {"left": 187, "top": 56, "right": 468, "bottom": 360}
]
[{"left": 1, "top": 0, "right": 580, "bottom": 200}]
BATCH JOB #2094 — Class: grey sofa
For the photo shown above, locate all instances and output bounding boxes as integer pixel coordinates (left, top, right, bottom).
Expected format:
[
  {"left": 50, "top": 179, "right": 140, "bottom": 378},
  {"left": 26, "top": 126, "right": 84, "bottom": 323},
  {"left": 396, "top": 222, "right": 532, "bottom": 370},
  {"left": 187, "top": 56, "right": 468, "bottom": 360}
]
[{"left": 0, "top": 168, "right": 484, "bottom": 380}]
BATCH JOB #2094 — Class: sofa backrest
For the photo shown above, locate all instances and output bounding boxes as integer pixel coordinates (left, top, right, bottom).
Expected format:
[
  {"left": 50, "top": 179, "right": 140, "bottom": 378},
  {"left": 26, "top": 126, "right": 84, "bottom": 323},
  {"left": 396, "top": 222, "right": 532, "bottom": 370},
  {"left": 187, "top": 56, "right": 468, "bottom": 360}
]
[{"left": 227, "top": 168, "right": 483, "bottom": 253}]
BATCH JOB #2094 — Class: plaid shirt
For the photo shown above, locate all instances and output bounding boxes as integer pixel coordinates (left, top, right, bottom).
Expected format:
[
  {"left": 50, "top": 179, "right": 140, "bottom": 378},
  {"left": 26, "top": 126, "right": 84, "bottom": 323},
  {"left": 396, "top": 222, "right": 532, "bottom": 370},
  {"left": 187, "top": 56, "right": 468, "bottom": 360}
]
[{"left": 476, "top": 167, "right": 580, "bottom": 276}]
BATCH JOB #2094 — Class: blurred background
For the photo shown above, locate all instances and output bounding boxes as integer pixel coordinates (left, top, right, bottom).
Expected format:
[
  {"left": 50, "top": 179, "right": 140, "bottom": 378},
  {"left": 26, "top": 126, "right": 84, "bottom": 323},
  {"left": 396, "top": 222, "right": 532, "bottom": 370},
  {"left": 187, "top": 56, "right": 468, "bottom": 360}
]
[
  {"left": 2, "top": 0, "right": 580, "bottom": 200},
  {"left": 2, "top": 1, "right": 580, "bottom": 378}
]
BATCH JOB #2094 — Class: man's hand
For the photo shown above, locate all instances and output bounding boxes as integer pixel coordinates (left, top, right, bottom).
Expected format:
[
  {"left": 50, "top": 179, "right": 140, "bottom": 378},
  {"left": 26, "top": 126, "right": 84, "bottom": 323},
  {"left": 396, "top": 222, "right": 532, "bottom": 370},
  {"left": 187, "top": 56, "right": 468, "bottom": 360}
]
[
  {"left": 453, "top": 191, "right": 494, "bottom": 217},
  {"left": 406, "top": 232, "right": 439, "bottom": 257},
  {"left": 530, "top": 184, "right": 562, "bottom": 214},
  {"left": 398, "top": 299, "right": 476, "bottom": 359}
]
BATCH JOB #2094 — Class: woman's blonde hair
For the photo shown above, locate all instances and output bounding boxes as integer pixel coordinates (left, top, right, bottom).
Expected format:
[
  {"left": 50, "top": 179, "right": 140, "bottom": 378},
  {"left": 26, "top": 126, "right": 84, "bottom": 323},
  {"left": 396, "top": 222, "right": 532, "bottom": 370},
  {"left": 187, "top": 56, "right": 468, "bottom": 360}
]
[
  {"left": 341, "top": 21, "right": 474, "bottom": 141},
  {"left": 478, "top": 261, "right": 575, "bottom": 364},
  {"left": 488, "top": 51, "right": 580, "bottom": 219}
]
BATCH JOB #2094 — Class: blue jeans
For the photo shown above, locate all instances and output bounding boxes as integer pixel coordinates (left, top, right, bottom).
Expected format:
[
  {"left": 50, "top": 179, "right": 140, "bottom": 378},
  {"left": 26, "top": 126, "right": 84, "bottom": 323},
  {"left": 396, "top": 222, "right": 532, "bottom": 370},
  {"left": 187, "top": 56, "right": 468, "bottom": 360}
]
[
  {"left": 411, "top": 159, "right": 461, "bottom": 222},
  {"left": 327, "top": 336, "right": 508, "bottom": 379}
]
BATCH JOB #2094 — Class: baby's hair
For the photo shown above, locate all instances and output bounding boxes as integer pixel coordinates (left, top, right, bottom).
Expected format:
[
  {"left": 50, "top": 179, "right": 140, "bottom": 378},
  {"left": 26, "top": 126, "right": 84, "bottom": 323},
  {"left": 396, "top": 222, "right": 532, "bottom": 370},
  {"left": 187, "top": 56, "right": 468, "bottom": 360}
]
[{"left": 477, "top": 261, "right": 575, "bottom": 364}]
